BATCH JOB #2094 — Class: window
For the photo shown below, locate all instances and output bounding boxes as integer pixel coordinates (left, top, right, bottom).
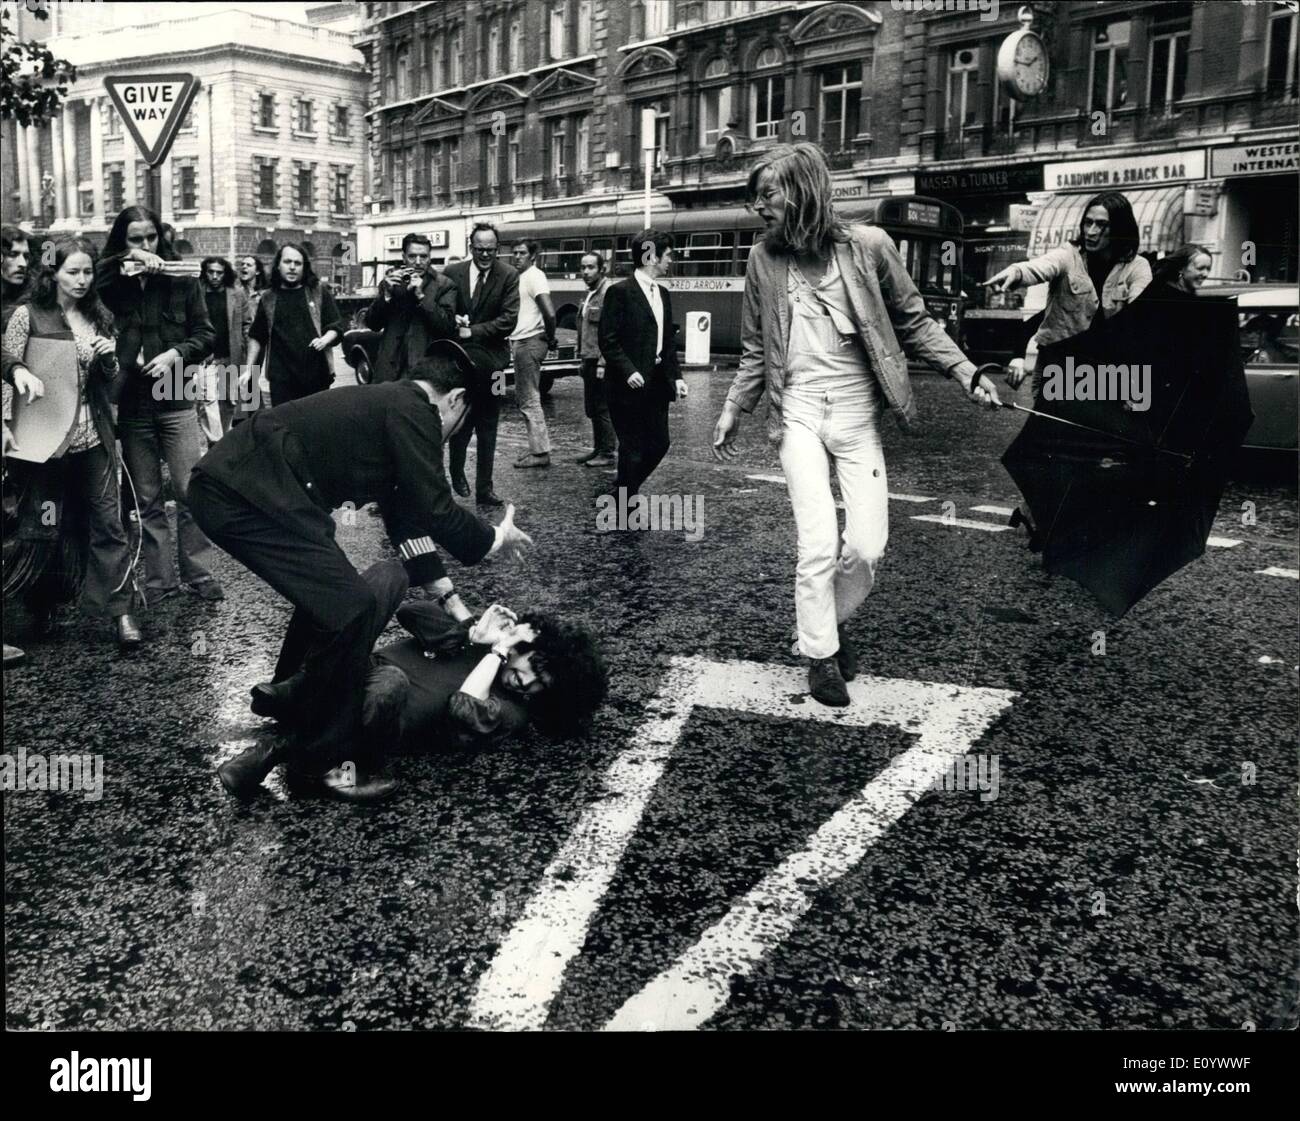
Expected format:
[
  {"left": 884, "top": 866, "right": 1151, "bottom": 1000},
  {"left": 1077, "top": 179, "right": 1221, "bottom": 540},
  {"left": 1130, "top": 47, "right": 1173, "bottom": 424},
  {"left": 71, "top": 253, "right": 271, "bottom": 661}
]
[
  {"left": 296, "top": 164, "right": 316, "bottom": 211},
  {"left": 256, "top": 158, "right": 279, "bottom": 209},
  {"left": 433, "top": 38, "right": 445, "bottom": 89},
  {"left": 258, "top": 93, "right": 276, "bottom": 130},
  {"left": 645, "top": 0, "right": 670, "bottom": 36},
  {"left": 993, "top": 77, "right": 1016, "bottom": 133},
  {"left": 1148, "top": 16, "right": 1189, "bottom": 111},
  {"left": 105, "top": 102, "right": 122, "bottom": 138},
  {"left": 575, "top": 113, "right": 589, "bottom": 173},
  {"left": 79, "top": 188, "right": 94, "bottom": 216},
  {"left": 179, "top": 104, "right": 195, "bottom": 132},
  {"left": 423, "top": 141, "right": 439, "bottom": 195},
  {"left": 177, "top": 162, "right": 197, "bottom": 210},
  {"left": 297, "top": 98, "right": 315, "bottom": 134},
  {"left": 700, "top": 85, "right": 732, "bottom": 148},
  {"left": 489, "top": 20, "right": 501, "bottom": 76},
  {"left": 945, "top": 47, "right": 979, "bottom": 132},
  {"left": 335, "top": 105, "right": 350, "bottom": 138},
  {"left": 450, "top": 31, "right": 462, "bottom": 85},
  {"left": 508, "top": 17, "right": 522, "bottom": 71},
  {"left": 549, "top": 117, "right": 567, "bottom": 178},
  {"left": 484, "top": 130, "right": 501, "bottom": 188},
  {"left": 577, "top": 0, "right": 592, "bottom": 53},
  {"left": 750, "top": 47, "right": 784, "bottom": 139},
  {"left": 751, "top": 74, "right": 784, "bottom": 139},
  {"left": 393, "top": 148, "right": 407, "bottom": 206},
  {"left": 1267, "top": 6, "right": 1298, "bottom": 99},
  {"left": 332, "top": 165, "right": 351, "bottom": 213},
  {"left": 507, "top": 126, "right": 521, "bottom": 182},
  {"left": 820, "top": 62, "right": 862, "bottom": 148},
  {"left": 736, "top": 229, "right": 759, "bottom": 272},
  {"left": 677, "top": 231, "right": 735, "bottom": 277},
  {"left": 396, "top": 49, "right": 410, "bottom": 99},
  {"left": 636, "top": 100, "right": 670, "bottom": 169},
  {"left": 549, "top": 2, "right": 565, "bottom": 60},
  {"left": 104, "top": 163, "right": 125, "bottom": 213},
  {"left": 448, "top": 136, "right": 460, "bottom": 189},
  {"left": 1089, "top": 20, "right": 1130, "bottom": 113}
]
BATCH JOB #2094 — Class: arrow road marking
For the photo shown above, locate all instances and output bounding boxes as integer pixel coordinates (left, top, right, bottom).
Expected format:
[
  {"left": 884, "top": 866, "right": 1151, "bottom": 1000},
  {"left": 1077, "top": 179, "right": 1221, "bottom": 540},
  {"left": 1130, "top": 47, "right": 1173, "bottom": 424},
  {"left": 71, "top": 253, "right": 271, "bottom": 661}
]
[{"left": 468, "top": 656, "right": 1016, "bottom": 1032}]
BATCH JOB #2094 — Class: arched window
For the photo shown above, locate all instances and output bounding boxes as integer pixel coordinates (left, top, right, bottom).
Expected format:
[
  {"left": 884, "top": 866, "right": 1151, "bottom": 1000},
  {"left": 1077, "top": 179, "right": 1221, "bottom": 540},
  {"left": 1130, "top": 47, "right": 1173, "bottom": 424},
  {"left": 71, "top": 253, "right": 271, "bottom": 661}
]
[
  {"left": 704, "top": 57, "right": 729, "bottom": 79},
  {"left": 699, "top": 58, "right": 732, "bottom": 150},
  {"left": 755, "top": 46, "right": 781, "bottom": 70}
]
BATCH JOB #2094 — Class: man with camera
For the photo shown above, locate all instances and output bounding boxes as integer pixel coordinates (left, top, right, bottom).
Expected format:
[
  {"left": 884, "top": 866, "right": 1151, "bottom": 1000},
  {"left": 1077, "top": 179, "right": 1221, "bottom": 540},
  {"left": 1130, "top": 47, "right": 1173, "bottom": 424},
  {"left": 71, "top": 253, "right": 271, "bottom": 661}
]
[{"left": 364, "top": 232, "right": 462, "bottom": 383}]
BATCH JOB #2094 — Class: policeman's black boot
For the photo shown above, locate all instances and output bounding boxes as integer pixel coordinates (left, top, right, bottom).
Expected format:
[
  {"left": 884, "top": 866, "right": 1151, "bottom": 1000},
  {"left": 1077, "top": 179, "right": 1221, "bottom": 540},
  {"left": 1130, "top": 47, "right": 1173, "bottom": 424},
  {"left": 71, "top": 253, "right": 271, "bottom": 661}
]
[{"left": 217, "top": 740, "right": 283, "bottom": 798}]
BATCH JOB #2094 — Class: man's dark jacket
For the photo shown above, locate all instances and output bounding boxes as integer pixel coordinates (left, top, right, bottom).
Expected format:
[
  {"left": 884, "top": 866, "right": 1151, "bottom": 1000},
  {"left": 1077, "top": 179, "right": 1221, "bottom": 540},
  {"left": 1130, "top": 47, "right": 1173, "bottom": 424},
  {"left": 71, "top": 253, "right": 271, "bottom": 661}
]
[
  {"left": 364, "top": 272, "right": 462, "bottom": 382},
  {"left": 598, "top": 276, "right": 682, "bottom": 404},
  {"left": 192, "top": 382, "right": 494, "bottom": 585},
  {"left": 95, "top": 252, "right": 215, "bottom": 416},
  {"left": 441, "top": 259, "right": 519, "bottom": 372}
]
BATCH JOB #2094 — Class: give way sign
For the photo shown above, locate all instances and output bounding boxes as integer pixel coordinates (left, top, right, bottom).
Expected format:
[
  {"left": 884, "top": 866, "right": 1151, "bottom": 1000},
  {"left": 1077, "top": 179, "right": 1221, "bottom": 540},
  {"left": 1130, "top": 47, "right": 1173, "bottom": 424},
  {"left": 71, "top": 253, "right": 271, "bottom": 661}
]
[{"left": 104, "top": 74, "right": 200, "bottom": 167}]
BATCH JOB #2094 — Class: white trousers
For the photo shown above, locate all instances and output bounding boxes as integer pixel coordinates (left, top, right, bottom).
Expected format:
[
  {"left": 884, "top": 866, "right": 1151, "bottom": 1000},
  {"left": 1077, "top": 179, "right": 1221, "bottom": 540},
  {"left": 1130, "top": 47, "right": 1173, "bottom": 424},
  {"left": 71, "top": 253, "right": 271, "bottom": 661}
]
[{"left": 779, "top": 381, "right": 889, "bottom": 661}]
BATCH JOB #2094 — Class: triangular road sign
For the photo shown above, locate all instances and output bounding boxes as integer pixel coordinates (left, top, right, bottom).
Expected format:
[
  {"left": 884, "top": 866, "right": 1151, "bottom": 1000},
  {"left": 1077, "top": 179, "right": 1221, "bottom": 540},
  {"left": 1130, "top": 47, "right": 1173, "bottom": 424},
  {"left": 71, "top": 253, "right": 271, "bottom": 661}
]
[{"left": 104, "top": 73, "right": 200, "bottom": 167}]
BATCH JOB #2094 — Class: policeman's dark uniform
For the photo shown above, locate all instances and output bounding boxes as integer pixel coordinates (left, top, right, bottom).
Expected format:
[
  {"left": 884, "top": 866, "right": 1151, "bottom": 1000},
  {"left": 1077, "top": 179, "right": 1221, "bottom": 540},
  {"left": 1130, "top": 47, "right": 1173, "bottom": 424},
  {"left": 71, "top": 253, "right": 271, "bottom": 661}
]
[{"left": 189, "top": 379, "right": 495, "bottom": 774}]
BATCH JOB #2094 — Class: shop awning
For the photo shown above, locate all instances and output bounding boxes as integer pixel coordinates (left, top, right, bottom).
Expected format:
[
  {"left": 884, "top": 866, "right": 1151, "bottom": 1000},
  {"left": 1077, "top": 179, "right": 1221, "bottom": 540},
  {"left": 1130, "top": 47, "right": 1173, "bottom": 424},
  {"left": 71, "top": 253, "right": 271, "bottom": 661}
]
[{"left": 1027, "top": 185, "right": 1186, "bottom": 257}]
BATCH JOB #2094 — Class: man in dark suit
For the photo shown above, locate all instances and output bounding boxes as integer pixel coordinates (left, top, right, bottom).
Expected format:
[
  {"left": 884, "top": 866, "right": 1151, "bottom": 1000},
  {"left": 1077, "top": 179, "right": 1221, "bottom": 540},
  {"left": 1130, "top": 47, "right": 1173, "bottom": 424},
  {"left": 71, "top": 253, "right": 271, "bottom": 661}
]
[
  {"left": 442, "top": 221, "right": 519, "bottom": 508},
  {"left": 364, "top": 232, "right": 461, "bottom": 383},
  {"left": 598, "top": 229, "right": 688, "bottom": 498},
  {"left": 189, "top": 340, "right": 533, "bottom": 803}
]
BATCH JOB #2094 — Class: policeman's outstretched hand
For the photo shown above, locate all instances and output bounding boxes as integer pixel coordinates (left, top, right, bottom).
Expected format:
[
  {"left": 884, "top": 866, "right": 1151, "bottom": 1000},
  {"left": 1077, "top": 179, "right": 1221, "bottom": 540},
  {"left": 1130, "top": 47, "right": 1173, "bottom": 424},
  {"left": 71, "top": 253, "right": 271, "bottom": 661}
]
[{"left": 497, "top": 503, "right": 534, "bottom": 561}]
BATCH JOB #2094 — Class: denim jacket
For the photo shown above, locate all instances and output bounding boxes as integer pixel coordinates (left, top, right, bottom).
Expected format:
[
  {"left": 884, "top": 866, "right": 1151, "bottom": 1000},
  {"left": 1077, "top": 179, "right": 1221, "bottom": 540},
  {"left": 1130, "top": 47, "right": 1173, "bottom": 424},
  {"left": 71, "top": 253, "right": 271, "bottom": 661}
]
[
  {"left": 726, "top": 223, "right": 976, "bottom": 441},
  {"left": 1016, "top": 242, "right": 1152, "bottom": 348}
]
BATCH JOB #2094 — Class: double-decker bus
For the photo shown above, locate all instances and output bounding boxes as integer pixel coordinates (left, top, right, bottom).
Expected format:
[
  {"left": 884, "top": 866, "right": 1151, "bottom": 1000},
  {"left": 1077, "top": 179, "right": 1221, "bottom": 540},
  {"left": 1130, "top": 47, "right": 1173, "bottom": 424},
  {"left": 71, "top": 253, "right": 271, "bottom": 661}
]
[{"left": 497, "top": 194, "right": 965, "bottom": 362}]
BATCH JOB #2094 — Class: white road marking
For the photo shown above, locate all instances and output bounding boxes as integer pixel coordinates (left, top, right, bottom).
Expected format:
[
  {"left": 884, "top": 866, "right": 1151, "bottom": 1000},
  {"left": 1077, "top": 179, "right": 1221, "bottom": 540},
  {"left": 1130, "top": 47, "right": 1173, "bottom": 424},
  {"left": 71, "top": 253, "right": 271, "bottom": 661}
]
[
  {"left": 744, "top": 474, "right": 787, "bottom": 484},
  {"left": 889, "top": 493, "right": 938, "bottom": 504},
  {"left": 911, "top": 515, "right": 1013, "bottom": 533},
  {"left": 1206, "top": 536, "right": 1242, "bottom": 548},
  {"left": 468, "top": 655, "right": 1016, "bottom": 1032},
  {"left": 970, "top": 505, "right": 1014, "bottom": 516},
  {"left": 1256, "top": 566, "right": 1300, "bottom": 580}
]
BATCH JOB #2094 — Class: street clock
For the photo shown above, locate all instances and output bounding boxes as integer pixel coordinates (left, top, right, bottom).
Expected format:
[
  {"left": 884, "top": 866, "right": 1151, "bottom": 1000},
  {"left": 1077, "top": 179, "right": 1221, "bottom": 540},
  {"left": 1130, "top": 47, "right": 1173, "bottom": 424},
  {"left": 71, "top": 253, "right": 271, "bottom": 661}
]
[{"left": 996, "top": 7, "right": 1049, "bottom": 99}]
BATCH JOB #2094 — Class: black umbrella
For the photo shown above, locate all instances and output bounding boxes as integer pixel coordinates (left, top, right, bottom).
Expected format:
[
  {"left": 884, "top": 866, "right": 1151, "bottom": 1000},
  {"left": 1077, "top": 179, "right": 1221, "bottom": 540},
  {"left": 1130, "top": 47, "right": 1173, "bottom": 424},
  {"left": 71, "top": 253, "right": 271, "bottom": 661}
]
[{"left": 990, "top": 289, "right": 1254, "bottom": 617}]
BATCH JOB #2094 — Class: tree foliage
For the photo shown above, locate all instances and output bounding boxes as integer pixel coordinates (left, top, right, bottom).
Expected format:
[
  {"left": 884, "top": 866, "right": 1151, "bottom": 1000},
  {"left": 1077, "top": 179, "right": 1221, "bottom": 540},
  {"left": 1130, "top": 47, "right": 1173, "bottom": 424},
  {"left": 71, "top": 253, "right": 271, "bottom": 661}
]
[{"left": 1, "top": 5, "right": 77, "bottom": 127}]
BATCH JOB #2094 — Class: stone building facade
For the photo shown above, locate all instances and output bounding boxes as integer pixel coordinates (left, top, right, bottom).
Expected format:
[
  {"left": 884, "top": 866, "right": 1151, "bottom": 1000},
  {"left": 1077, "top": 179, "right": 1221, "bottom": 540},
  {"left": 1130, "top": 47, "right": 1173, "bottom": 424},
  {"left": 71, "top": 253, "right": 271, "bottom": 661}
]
[{"left": 5, "top": 5, "right": 367, "bottom": 288}]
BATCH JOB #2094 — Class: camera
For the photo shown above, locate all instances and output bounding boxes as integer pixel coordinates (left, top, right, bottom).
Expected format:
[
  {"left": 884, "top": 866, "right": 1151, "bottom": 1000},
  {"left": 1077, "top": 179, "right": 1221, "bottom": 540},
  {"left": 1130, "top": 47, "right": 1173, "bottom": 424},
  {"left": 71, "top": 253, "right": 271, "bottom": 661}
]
[{"left": 384, "top": 265, "right": 421, "bottom": 290}]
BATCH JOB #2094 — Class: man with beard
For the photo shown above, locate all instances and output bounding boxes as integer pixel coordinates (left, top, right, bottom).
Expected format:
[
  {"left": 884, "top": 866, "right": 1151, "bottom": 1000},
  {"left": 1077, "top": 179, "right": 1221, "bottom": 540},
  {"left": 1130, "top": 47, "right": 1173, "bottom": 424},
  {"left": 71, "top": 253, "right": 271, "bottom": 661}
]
[{"left": 573, "top": 251, "right": 617, "bottom": 467}]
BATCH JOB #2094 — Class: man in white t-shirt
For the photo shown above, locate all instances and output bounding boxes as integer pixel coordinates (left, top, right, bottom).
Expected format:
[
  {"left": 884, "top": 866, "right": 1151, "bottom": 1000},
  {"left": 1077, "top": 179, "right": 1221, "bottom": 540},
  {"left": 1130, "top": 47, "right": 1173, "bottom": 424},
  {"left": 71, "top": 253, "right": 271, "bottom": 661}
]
[{"left": 507, "top": 240, "right": 557, "bottom": 468}]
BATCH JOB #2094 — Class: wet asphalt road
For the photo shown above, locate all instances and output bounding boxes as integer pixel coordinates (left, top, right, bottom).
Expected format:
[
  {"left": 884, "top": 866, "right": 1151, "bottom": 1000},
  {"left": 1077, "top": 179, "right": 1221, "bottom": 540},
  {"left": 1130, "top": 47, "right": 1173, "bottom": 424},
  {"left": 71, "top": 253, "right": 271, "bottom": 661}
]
[{"left": 4, "top": 362, "right": 1297, "bottom": 1032}]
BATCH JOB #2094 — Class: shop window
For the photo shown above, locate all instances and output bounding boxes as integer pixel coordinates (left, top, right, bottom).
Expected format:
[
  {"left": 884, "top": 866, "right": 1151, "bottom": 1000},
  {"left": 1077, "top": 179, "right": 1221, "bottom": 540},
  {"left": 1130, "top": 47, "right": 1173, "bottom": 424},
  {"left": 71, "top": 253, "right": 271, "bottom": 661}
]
[{"left": 1089, "top": 20, "right": 1130, "bottom": 113}]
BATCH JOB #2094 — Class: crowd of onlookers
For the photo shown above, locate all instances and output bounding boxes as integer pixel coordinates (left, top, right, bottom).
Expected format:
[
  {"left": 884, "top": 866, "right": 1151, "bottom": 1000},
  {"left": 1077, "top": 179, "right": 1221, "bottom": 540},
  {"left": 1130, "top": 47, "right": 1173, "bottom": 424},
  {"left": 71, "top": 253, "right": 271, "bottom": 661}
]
[{"left": 1, "top": 203, "right": 690, "bottom": 670}]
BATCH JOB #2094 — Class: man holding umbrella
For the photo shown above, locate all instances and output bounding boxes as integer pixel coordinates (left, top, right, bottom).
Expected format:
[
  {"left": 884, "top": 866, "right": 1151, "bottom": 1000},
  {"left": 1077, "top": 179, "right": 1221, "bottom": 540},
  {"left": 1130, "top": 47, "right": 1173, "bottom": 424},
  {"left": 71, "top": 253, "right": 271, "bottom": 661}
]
[{"left": 188, "top": 338, "right": 533, "bottom": 802}]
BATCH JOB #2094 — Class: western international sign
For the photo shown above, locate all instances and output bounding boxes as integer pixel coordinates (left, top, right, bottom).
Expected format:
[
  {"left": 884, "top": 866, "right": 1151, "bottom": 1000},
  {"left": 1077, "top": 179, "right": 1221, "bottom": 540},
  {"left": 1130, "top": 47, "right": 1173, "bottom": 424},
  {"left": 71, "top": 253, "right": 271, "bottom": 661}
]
[
  {"left": 1044, "top": 150, "right": 1207, "bottom": 191},
  {"left": 104, "top": 74, "right": 200, "bottom": 167},
  {"left": 1209, "top": 141, "right": 1299, "bottom": 178}
]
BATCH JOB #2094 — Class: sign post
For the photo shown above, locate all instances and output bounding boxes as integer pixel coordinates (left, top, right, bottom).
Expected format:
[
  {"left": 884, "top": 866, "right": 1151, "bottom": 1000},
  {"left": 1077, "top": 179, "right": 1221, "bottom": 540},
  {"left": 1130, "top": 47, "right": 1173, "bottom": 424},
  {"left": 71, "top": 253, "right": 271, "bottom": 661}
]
[
  {"left": 640, "top": 107, "right": 656, "bottom": 230},
  {"left": 104, "top": 73, "right": 201, "bottom": 213}
]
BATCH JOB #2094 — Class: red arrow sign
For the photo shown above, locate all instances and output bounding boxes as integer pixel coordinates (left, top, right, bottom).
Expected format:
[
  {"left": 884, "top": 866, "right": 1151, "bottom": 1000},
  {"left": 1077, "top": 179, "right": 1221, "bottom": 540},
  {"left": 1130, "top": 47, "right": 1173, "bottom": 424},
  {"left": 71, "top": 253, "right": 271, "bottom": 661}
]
[{"left": 104, "top": 73, "right": 200, "bottom": 167}]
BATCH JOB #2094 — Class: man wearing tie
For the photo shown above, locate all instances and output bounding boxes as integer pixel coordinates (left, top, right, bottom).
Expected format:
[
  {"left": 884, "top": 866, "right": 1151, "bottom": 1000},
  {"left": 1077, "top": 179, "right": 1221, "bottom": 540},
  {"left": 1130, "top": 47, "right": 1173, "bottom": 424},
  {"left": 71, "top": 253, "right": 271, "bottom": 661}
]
[
  {"left": 442, "top": 222, "right": 520, "bottom": 509},
  {"left": 364, "top": 232, "right": 461, "bottom": 384},
  {"left": 598, "top": 229, "right": 688, "bottom": 498}
]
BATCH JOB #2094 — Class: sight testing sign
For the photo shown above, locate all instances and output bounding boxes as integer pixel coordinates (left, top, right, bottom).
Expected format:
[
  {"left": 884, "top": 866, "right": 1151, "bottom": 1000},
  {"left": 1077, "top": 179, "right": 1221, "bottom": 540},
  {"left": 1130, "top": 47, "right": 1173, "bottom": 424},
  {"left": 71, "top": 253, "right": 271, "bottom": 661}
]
[{"left": 104, "top": 74, "right": 201, "bottom": 167}]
